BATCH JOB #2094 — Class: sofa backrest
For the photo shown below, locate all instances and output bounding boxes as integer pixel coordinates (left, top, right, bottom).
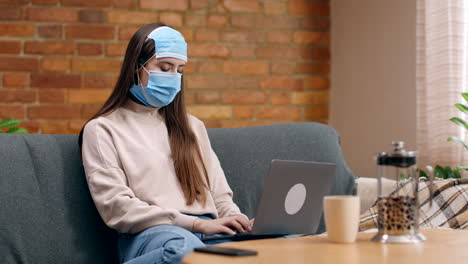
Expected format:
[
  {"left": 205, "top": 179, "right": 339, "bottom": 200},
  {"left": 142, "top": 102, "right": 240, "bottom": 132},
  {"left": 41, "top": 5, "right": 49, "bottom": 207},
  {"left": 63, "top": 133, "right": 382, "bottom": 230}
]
[
  {"left": 0, "top": 134, "right": 117, "bottom": 264},
  {"left": 208, "top": 123, "right": 357, "bottom": 228},
  {"left": 0, "top": 122, "right": 356, "bottom": 263}
]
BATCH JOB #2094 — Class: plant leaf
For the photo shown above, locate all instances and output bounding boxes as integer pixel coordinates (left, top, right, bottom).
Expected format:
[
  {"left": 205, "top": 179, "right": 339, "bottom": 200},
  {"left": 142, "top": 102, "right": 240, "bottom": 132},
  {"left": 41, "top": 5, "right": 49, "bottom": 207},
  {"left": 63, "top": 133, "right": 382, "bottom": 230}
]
[
  {"left": 6, "top": 127, "right": 28, "bottom": 134},
  {"left": 0, "top": 118, "right": 20, "bottom": 128},
  {"left": 434, "top": 165, "right": 445, "bottom": 178},
  {"left": 462, "top": 93, "right": 468, "bottom": 102},
  {"left": 450, "top": 117, "right": 468, "bottom": 130},
  {"left": 456, "top": 167, "right": 468, "bottom": 171},
  {"left": 455, "top": 103, "right": 468, "bottom": 114},
  {"left": 453, "top": 170, "right": 462, "bottom": 179},
  {"left": 444, "top": 166, "right": 454, "bottom": 179},
  {"left": 447, "top": 136, "right": 468, "bottom": 150},
  {"left": 419, "top": 170, "right": 428, "bottom": 178}
]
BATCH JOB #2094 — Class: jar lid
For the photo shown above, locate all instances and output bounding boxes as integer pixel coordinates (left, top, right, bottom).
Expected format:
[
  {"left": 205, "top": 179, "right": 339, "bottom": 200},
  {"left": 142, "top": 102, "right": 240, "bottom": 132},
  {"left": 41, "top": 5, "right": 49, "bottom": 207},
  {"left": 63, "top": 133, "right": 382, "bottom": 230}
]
[{"left": 377, "top": 141, "right": 416, "bottom": 167}]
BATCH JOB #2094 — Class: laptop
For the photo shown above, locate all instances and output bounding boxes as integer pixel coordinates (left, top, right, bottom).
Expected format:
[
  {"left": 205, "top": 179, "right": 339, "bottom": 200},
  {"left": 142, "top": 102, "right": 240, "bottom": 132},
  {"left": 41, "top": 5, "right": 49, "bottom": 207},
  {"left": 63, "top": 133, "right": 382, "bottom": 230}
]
[{"left": 201, "top": 159, "right": 336, "bottom": 242}]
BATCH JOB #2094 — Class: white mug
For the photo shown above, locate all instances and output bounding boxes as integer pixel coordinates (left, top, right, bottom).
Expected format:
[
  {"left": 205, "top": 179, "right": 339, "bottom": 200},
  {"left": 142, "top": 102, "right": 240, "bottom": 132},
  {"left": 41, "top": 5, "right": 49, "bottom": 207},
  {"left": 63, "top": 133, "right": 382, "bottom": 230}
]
[{"left": 323, "top": 195, "right": 360, "bottom": 243}]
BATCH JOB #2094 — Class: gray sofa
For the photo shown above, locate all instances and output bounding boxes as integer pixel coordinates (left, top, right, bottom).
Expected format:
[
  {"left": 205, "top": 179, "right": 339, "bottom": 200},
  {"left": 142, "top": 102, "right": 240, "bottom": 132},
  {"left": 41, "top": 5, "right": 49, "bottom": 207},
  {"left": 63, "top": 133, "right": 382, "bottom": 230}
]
[{"left": 0, "top": 122, "right": 356, "bottom": 263}]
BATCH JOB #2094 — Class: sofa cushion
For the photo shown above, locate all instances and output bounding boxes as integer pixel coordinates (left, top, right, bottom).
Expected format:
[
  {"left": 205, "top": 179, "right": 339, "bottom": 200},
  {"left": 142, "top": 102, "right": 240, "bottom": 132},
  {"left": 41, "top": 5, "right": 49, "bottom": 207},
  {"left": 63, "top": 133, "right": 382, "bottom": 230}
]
[{"left": 359, "top": 178, "right": 468, "bottom": 231}]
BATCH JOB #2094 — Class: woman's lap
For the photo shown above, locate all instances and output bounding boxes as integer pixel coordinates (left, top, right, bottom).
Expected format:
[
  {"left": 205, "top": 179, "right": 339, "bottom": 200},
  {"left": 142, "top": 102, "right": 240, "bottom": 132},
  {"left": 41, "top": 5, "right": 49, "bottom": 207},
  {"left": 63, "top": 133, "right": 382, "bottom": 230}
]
[
  {"left": 118, "top": 225, "right": 205, "bottom": 264},
  {"left": 117, "top": 214, "right": 283, "bottom": 263}
]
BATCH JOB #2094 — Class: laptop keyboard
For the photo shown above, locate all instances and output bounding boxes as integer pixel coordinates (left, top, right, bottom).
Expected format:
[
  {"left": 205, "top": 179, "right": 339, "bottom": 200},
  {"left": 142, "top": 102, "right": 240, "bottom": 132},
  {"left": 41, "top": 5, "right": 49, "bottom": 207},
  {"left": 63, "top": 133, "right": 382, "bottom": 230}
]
[{"left": 201, "top": 233, "right": 285, "bottom": 242}]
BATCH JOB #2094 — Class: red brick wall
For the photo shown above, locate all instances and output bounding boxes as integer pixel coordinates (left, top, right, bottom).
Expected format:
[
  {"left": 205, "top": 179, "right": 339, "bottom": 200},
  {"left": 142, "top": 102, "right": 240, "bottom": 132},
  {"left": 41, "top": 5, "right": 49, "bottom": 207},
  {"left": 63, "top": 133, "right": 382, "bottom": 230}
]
[{"left": 0, "top": 0, "right": 330, "bottom": 134}]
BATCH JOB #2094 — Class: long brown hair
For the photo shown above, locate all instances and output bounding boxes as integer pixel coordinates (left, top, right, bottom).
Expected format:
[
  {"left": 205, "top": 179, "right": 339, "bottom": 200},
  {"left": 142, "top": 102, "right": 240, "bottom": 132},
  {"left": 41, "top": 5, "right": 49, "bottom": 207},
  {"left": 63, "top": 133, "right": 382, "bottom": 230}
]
[{"left": 78, "top": 23, "right": 210, "bottom": 206}]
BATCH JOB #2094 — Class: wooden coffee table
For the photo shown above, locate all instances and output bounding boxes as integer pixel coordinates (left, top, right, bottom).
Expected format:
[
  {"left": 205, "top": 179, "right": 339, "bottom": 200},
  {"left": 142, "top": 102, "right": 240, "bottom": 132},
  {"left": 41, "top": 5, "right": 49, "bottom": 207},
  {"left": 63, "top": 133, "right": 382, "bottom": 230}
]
[{"left": 183, "top": 229, "right": 468, "bottom": 264}]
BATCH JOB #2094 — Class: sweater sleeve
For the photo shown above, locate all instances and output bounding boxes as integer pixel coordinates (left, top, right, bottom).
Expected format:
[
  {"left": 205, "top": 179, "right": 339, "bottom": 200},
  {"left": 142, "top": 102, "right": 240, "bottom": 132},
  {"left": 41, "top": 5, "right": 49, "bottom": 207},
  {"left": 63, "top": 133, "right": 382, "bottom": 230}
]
[
  {"left": 81, "top": 119, "right": 197, "bottom": 234},
  {"left": 193, "top": 118, "right": 247, "bottom": 219}
]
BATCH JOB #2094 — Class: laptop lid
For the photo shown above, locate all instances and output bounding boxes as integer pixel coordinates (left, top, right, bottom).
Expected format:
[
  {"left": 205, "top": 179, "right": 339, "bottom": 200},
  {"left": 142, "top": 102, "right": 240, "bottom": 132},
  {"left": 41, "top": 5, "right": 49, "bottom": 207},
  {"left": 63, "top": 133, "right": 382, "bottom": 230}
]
[{"left": 251, "top": 159, "right": 336, "bottom": 235}]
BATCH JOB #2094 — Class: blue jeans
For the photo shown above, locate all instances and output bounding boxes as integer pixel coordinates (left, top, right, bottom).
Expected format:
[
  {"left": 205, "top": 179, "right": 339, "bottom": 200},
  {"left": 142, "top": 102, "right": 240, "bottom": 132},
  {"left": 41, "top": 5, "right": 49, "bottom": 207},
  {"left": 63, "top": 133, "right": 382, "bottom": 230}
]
[
  {"left": 117, "top": 215, "right": 299, "bottom": 263},
  {"left": 117, "top": 215, "right": 230, "bottom": 264},
  {"left": 118, "top": 224, "right": 205, "bottom": 264}
]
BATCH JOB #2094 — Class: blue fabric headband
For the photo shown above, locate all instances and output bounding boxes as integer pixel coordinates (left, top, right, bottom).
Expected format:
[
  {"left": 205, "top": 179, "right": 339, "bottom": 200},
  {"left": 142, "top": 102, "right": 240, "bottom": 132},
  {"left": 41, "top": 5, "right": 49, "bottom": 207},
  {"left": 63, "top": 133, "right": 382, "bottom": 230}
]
[{"left": 146, "top": 26, "right": 188, "bottom": 62}]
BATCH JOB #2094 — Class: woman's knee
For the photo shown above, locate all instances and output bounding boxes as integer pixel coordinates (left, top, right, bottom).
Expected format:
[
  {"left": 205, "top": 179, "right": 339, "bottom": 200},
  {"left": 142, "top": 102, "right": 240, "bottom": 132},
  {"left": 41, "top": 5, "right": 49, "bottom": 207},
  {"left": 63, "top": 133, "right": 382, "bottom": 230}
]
[
  {"left": 163, "top": 227, "right": 205, "bottom": 257},
  {"left": 118, "top": 225, "right": 205, "bottom": 264},
  {"left": 147, "top": 226, "right": 205, "bottom": 263}
]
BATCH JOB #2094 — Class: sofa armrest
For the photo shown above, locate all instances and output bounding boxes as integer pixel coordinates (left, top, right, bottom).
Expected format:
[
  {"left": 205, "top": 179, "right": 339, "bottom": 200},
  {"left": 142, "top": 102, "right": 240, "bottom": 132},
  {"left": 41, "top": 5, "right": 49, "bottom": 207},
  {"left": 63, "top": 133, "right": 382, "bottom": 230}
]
[{"left": 356, "top": 177, "right": 396, "bottom": 214}]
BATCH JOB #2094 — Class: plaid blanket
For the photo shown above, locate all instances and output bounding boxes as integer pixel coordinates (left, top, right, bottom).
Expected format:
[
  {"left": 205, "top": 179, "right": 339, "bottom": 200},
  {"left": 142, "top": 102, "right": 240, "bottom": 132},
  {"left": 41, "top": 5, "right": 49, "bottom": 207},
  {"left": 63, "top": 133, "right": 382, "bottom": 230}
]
[{"left": 359, "top": 178, "right": 468, "bottom": 231}]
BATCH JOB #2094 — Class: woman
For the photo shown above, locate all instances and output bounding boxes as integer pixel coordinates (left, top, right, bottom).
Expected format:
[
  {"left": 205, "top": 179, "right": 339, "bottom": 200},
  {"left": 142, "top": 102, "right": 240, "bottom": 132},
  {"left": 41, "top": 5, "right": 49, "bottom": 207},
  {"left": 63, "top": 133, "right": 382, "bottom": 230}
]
[{"left": 79, "top": 23, "right": 252, "bottom": 264}]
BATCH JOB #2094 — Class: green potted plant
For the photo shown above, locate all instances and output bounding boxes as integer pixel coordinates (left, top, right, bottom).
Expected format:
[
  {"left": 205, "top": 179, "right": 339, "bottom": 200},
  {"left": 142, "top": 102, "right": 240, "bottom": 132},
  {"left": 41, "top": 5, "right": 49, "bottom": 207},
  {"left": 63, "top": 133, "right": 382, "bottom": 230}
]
[
  {"left": 0, "top": 118, "right": 28, "bottom": 134},
  {"left": 420, "top": 93, "right": 468, "bottom": 179}
]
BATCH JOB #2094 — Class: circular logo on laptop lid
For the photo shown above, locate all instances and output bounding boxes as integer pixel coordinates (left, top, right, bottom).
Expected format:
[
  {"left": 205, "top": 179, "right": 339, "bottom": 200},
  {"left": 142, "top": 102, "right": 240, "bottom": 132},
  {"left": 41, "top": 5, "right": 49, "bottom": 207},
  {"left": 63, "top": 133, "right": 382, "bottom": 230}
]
[{"left": 284, "top": 183, "right": 307, "bottom": 215}]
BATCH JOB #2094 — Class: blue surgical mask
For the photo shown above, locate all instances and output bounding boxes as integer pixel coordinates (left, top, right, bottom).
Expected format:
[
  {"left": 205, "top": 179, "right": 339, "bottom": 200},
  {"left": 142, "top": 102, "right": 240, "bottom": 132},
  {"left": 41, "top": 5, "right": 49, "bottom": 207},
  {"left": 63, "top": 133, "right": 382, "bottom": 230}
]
[
  {"left": 130, "top": 26, "right": 187, "bottom": 108},
  {"left": 130, "top": 66, "right": 182, "bottom": 107}
]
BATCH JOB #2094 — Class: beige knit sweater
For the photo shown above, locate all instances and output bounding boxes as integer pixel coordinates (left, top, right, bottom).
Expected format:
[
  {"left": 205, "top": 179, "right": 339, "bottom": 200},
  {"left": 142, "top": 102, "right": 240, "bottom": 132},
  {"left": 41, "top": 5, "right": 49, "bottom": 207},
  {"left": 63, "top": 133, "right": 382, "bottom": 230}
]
[{"left": 81, "top": 99, "right": 243, "bottom": 234}]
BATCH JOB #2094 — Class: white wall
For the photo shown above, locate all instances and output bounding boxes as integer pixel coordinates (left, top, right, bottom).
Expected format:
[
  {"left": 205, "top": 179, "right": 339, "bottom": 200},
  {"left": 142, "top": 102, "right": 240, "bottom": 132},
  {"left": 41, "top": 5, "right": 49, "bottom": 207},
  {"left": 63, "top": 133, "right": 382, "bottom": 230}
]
[{"left": 330, "top": 0, "right": 417, "bottom": 178}]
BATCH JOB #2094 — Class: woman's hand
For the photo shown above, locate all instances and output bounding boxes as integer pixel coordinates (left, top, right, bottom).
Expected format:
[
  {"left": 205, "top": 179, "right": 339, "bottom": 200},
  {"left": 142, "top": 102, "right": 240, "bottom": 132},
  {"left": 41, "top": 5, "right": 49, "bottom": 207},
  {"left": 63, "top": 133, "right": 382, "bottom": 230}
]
[{"left": 193, "top": 215, "right": 252, "bottom": 236}]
